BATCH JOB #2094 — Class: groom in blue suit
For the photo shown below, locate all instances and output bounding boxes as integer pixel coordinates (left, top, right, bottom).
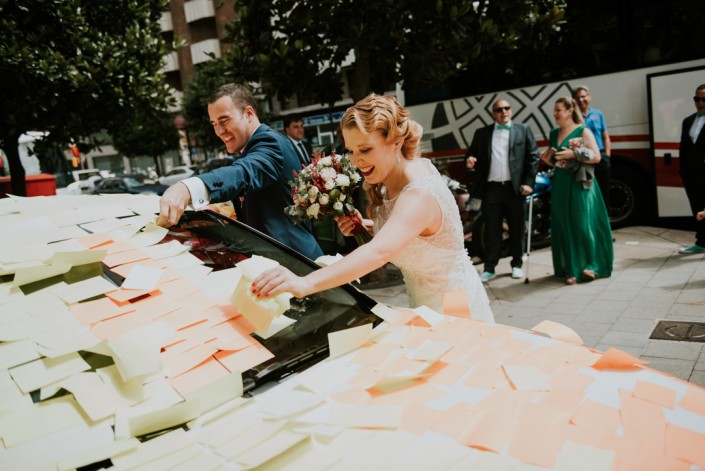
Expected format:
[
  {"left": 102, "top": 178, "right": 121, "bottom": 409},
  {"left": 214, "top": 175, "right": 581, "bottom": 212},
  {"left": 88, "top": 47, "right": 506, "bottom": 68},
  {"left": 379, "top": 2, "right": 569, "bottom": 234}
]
[
  {"left": 465, "top": 99, "right": 538, "bottom": 282},
  {"left": 157, "top": 83, "right": 323, "bottom": 260}
]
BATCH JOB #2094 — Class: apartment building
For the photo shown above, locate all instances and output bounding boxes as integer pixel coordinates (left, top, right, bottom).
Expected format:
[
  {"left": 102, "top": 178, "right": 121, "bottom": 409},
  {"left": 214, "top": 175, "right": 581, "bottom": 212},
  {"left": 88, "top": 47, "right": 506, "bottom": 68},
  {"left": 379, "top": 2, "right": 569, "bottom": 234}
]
[{"left": 161, "top": 0, "right": 359, "bottom": 153}]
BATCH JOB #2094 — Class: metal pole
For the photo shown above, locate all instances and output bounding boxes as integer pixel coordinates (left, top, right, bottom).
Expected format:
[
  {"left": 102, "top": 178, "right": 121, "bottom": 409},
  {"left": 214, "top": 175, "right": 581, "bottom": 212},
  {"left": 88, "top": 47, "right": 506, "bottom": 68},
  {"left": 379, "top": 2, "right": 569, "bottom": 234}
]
[{"left": 524, "top": 195, "right": 534, "bottom": 284}]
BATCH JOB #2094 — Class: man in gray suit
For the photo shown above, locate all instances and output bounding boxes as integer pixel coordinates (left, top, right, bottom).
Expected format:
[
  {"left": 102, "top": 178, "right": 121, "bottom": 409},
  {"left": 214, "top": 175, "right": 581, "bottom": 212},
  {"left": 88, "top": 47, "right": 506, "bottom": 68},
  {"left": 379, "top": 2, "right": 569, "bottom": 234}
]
[
  {"left": 157, "top": 83, "right": 323, "bottom": 260},
  {"left": 466, "top": 99, "right": 539, "bottom": 282}
]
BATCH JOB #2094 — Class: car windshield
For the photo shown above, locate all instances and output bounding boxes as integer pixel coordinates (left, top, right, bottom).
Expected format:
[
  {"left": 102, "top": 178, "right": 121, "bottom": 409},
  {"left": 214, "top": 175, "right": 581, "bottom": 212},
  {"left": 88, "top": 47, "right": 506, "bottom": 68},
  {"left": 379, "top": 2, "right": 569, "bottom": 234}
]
[{"left": 159, "top": 210, "right": 381, "bottom": 392}]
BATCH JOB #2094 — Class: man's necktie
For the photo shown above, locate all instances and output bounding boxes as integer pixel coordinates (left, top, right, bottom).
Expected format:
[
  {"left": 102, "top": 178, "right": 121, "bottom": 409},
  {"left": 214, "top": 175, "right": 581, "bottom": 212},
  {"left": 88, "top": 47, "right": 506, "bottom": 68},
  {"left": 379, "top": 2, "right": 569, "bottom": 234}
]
[
  {"left": 495, "top": 124, "right": 511, "bottom": 130},
  {"left": 297, "top": 141, "right": 310, "bottom": 165}
]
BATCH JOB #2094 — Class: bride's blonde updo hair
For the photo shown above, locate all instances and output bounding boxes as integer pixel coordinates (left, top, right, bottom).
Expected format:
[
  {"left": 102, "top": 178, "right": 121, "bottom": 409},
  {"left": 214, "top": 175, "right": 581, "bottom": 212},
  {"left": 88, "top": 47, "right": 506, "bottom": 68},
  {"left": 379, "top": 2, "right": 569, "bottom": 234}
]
[{"left": 340, "top": 93, "right": 423, "bottom": 217}]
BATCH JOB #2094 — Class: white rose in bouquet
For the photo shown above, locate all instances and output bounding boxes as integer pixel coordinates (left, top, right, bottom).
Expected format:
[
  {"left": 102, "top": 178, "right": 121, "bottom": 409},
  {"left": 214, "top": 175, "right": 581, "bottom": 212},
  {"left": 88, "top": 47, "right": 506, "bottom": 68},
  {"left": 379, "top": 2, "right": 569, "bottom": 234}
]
[
  {"left": 319, "top": 156, "right": 333, "bottom": 166},
  {"left": 335, "top": 174, "right": 351, "bottom": 187},
  {"left": 306, "top": 203, "right": 320, "bottom": 218},
  {"left": 320, "top": 167, "right": 337, "bottom": 181},
  {"left": 318, "top": 193, "right": 330, "bottom": 205}
]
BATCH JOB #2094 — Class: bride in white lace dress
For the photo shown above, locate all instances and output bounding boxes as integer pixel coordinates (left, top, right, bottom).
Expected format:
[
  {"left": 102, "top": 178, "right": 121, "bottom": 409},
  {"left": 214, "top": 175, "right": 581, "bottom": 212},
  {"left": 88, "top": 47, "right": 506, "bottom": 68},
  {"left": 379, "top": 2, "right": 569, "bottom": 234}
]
[{"left": 252, "top": 94, "right": 494, "bottom": 323}]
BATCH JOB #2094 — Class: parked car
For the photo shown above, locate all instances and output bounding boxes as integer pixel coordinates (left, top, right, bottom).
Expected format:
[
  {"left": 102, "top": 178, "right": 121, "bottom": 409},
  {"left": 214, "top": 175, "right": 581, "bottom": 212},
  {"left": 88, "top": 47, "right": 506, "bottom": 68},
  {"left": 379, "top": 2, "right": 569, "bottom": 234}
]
[
  {"left": 113, "top": 173, "right": 157, "bottom": 184},
  {"left": 92, "top": 176, "right": 168, "bottom": 196},
  {"left": 71, "top": 168, "right": 112, "bottom": 192},
  {"left": 5, "top": 199, "right": 705, "bottom": 471},
  {"left": 158, "top": 165, "right": 200, "bottom": 186},
  {"left": 199, "top": 157, "right": 235, "bottom": 173}
]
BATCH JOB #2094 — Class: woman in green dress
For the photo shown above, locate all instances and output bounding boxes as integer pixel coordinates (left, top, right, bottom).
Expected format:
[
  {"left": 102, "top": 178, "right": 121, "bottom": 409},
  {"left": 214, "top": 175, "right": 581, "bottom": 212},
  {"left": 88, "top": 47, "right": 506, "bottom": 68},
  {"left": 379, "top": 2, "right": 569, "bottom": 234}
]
[{"left": 540, "top": 97, "right": 613, "bottom": 285}]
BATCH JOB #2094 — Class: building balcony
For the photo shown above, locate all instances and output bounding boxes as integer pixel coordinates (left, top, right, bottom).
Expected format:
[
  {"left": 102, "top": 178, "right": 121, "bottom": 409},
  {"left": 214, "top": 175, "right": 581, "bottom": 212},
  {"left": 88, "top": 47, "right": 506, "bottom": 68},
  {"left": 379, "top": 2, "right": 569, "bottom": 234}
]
[
  {"left": 190, "top": 38, "right": 221, "bottom": 65},
  {"left": 160, "top": 11, "right": 173, "bottom": 31},
  {"left": 163, "top": 51, "right": 180, "bottom": 73},
  {"left": 185, "top": 0, "right": 215, "bottom": 23}
]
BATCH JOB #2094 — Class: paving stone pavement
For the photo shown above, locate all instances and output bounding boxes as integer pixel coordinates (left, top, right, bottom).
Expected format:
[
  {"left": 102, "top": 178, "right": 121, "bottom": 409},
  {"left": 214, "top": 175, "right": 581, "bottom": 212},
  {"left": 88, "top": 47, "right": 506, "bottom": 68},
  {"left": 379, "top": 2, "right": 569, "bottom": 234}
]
[{"left": 361, "top": 226, "right": 705, "bottom": 387}]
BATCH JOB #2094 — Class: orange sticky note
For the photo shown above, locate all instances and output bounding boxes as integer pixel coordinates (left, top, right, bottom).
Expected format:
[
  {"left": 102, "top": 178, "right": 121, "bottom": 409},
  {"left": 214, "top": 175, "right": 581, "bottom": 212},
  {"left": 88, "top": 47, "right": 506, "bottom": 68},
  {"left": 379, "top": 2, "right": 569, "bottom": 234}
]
[
  {"left": 508, "top": 403, "right": 567, "bottom": 468},
  {"left": 102, "top": 248, "right": 150, "bottom": 268},
  {"left": 461, "top": 409, "right": 513, "bottom": 453},
  {"left": 665, "top": 422, "right": 705, "bottom": 466},
  {"left": 591, "top": 347, "right": 648, "bottom": 370},
  {"left": 570, "top": 400, "right": 621, "bottom": 434},
  {"left": 399, "top": 404, "right": 441, "bottom": 435},
  {"left": 618, "top": 390, "right": 666, "bottom": 453},
  {"left": 215, "top": 343, "right": 274, "bottom": 374},
  {"left": 70, "top": 297, "right": 135, "bottom": 325},
  {"left": 632, "top": 381, "right": 676, "bottom": 409},
  {"left": 106, "top": 288, "right": 157, "bottom": 304},
  {"left": 442, "top": 291, "right": 472, "bottom": 319},
  {"left": 76, "top": 232, "right": 114, "bottom": 249}
]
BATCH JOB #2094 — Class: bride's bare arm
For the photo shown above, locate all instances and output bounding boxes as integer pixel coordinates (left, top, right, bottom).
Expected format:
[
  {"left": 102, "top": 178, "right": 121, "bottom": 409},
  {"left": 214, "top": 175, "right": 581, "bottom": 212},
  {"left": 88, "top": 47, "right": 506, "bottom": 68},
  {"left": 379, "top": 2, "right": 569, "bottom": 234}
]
[{"left": 251, "top": 188, "right": 441, "bottom": 299}]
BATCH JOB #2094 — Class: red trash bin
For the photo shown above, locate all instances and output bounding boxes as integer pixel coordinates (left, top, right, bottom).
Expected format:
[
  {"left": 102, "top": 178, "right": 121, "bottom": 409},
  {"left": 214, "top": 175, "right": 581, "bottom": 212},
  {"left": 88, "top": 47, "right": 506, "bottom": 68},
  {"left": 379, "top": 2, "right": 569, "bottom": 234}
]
[{"left": 0, "top": 173, "right": 57, "bottom": 198}]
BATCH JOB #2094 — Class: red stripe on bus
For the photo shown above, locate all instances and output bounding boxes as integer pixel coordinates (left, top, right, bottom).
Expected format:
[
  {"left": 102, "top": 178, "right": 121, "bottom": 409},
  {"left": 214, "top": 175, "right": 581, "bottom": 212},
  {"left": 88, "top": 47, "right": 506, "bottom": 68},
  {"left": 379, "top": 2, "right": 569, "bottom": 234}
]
[
  {"left": 610, "top": 134, "right": 648, "bottom": 142},
  {"left": 654, "top": 142, "right": 679, "bottom": 150}
]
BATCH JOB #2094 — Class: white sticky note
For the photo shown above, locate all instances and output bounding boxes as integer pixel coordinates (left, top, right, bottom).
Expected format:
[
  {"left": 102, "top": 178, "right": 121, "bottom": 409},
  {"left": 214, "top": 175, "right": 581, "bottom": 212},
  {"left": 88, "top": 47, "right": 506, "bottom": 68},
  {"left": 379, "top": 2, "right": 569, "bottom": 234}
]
[
  {"left": 9, "top": 352, "right": 91, "bottom": 394},
  {"left": 52, "top": 276, "right": 117, "bottom": 304},
  {"left": 107, "top": 321, "right": 176, "bottom": 381},
  {"left": 121, "top": 265, "right": 164, "bottom": 291},
  {"left": 328, "top": 402, "right": 403, "bottom": 429},
  {"left": 328, "top": 323, "right": 373, "bottom": 360},
  {"left": 371, "top": 303, "right": 402, "bottom": 323},
  {"left": 413, "top": 305, "right": 445, "bottom": 326}
]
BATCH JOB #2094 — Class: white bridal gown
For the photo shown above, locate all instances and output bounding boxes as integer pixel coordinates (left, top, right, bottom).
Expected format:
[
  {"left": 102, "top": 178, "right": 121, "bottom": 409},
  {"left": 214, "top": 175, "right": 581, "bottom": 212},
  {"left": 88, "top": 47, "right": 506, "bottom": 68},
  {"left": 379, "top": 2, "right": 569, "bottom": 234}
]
[{"left": 373, "top": 159, "right": 494, "bottom": 323}]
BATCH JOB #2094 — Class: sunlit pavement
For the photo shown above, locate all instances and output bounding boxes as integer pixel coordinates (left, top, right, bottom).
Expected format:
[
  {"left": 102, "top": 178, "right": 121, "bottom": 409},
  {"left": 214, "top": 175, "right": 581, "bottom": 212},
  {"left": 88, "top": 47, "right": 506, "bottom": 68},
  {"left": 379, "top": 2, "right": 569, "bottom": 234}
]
[{"left": 362, "top": 226, "right": 705, "bottom": 387}]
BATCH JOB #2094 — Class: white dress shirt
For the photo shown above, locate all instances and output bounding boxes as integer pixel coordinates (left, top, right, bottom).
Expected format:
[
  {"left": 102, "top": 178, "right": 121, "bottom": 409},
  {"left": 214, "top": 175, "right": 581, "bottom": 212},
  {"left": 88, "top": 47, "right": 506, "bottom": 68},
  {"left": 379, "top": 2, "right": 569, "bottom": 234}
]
[
  {"left": 690, "top": 114, "right": 705, "bottom": 143},
  {"left": 488, "top": 122, "right": 511, "bottom": 182}
]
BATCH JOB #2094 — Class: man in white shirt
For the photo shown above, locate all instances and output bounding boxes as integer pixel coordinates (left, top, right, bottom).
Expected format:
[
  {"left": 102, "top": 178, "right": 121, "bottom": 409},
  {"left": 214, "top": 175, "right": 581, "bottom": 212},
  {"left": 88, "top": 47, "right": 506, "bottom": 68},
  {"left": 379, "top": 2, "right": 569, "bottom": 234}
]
[
  {"left": 466, "top": 99, "right": 539, "bottom": 282},
  {"left": 678, "top": 84, "right": 705, "bottom": 254}
]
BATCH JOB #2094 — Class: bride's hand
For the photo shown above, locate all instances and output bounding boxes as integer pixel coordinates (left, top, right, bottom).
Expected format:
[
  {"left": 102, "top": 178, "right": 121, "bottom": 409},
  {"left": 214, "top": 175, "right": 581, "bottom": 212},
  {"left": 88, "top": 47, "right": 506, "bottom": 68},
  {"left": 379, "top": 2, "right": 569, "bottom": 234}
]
[
  {"left": 251, "top": 266, "right": 312, "bottom": 299},
  {"left": 334, "top": 210, "right": 365, "bottom": 237}
]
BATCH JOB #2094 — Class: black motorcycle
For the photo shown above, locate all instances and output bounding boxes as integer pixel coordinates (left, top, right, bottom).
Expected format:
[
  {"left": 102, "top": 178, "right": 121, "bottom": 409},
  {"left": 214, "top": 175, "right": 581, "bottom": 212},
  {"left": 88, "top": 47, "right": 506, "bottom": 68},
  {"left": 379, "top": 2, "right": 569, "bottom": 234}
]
[{"left": 450, "top": 171, "right": 553, "bottom": 262}]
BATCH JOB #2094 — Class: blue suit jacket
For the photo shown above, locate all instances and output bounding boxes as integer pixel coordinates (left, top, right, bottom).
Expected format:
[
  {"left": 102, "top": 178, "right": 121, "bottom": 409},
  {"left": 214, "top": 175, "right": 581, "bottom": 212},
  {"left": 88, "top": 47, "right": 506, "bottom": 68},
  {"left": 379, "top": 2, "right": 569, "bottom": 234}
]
[
  {"left": 198, "top": 124, "right": 323, "bottom": 260},
  {"left": 465, "top": 122, "right": 539, "bottom": 198}
]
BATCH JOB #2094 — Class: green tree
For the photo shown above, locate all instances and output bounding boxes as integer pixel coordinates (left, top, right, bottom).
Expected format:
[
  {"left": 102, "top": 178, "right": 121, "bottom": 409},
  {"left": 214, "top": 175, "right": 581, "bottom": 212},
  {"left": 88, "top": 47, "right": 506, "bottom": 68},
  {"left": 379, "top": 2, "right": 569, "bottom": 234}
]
[
  {"left": 111, "top": 109, "right": 181, "bottom": 176},
  {"left": 223, "top": 0, "right": 566, "bottom": 106},
  {"left": 0, "top": 0, "right": 175, "bottom": 196},
  {"left": 181, "top": 60, "right": 234, "bottom": 155}
]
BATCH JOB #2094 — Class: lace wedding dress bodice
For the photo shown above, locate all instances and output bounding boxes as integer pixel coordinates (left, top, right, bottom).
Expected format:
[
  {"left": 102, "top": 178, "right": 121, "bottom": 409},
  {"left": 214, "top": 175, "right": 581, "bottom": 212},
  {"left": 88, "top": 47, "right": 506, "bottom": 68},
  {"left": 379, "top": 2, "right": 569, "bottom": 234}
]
[{"left": 373, "top": 159, "right": 494, "bottom": 322}]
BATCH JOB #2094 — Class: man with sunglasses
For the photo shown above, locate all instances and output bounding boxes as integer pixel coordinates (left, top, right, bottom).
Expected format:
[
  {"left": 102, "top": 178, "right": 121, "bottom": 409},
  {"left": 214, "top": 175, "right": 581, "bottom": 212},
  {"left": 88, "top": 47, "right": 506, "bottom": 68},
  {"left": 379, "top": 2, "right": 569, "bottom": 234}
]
[
  {"left": 466, "top": 99, "right": 539, "bottom": 282},
  {"left": 678, "top": 84, "right": 705, "bottom": 254}
]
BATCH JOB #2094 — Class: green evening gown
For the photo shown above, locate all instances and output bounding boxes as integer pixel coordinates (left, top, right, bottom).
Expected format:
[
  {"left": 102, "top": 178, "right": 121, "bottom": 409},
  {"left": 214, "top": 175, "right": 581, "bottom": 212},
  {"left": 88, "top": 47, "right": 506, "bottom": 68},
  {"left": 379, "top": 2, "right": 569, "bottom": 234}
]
[{"left": 549, "top": 125, "right": 613, "bottom": 281}]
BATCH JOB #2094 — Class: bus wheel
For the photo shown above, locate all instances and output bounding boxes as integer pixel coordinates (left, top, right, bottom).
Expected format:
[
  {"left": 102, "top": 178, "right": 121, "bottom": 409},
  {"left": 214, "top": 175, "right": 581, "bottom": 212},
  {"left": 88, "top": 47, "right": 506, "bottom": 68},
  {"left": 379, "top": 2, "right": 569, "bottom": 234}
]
[{"left": 608, "top": 165, "right": 651, "bottom": 228}]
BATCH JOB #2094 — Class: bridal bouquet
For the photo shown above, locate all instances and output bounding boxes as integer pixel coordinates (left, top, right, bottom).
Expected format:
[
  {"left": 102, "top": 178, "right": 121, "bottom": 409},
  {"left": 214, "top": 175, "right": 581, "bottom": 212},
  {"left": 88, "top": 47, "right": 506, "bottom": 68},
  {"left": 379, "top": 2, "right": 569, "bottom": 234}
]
[{"left": 285, "top": 151, "right": 372, "bottom": 245}]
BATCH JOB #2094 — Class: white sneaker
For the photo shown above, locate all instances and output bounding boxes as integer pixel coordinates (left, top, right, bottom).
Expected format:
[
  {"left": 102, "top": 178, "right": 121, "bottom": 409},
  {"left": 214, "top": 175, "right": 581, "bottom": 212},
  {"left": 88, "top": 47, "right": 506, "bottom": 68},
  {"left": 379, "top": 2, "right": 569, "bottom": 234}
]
[{"left": 511, "top": 267, "right": 524, "bottom": 279}]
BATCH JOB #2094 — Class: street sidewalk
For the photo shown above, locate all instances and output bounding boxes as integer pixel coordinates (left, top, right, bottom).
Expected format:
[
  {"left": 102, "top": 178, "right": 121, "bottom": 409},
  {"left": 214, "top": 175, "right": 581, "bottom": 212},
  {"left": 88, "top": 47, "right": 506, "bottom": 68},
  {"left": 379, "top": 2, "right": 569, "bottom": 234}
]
[{"left": 362, "top": 226, "right": 705, "bottom": 388}]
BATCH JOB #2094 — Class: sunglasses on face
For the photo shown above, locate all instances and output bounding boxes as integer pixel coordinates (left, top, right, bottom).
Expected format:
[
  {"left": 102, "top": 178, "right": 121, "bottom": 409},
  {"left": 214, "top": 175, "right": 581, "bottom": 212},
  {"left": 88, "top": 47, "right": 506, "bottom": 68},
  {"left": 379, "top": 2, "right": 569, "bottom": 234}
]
[
  {"left": 694, "top": 97, "right": 705, "bottom": 103},
  {"left": 493, "top": 106, "right": 511, "bottom": 113}
]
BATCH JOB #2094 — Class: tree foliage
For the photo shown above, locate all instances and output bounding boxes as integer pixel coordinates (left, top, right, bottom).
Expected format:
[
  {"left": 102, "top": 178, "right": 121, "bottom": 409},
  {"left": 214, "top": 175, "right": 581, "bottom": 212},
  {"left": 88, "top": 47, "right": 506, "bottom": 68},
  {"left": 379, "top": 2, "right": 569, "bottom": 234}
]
[
  {"left": 181, "top": 60, "right": 236, "bottom": 154},
  {"left": 111, "top": 108, "right": 181, "bottom": 176},
  {"left": 0, "top": 0, "right": 174, "bottom": 195},
  {"left": 223, "top": 0, "right": 566, "bottom": 106}
]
